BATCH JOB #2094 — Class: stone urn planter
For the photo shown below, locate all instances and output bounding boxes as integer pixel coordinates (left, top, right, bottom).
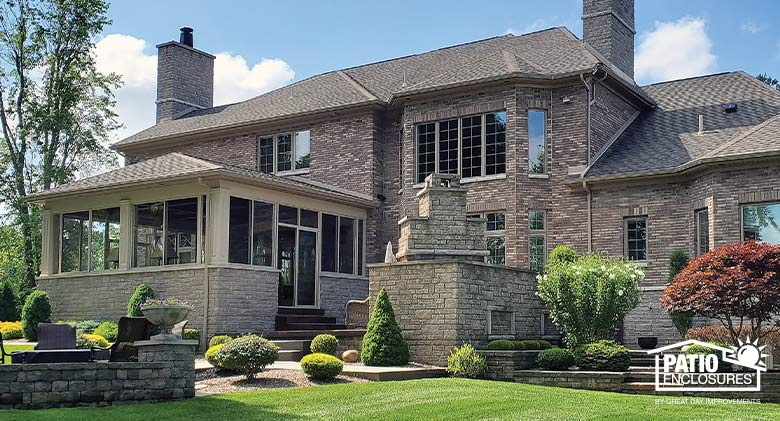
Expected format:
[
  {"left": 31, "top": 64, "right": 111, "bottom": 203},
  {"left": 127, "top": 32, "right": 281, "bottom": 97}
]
[
  {"left": 637, "top": 336, "right": 658, "bottom": 350},
  {"left": 141, "top": 300, "right": 192, "bottom": 342}
]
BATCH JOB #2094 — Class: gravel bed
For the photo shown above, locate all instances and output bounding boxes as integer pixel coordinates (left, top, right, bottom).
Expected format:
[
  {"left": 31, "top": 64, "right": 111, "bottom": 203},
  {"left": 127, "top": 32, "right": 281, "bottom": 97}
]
[{"left": 195, "top": 368, "right": 368, "bottom": 395}]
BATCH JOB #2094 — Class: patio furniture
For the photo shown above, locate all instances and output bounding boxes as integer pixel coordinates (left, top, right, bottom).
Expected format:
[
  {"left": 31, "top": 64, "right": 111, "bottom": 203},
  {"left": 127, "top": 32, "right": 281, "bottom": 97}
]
[
  {"left": 346, "top": 297, "right": 369, "bottom": 328},
  {"left": 35, "top": 323, "right": 78, "bottom": 350},
  {"left": 109, "top": 316, "right": 151, "bottom": 362},
  {"left": 0, "top": 333, "right": 13, "bottom": 364},
  {"left": 11, "top": 323, "right": 94, "bottom": 363}
]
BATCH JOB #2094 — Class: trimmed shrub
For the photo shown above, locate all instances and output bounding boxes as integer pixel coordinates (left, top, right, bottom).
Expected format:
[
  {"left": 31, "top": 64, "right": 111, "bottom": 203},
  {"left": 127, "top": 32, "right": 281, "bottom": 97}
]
[
  {"left": 301, "top": 353, "right": 344, "bottom": 380},
  {"left": 0, "top": 321, "right": 23, "bottom": 340},
  {"left": 537, "top": 348, "right": 576, "bottom": 370},
  {"left": 361, "top": 289, "right": 410, "bottom": 366},
  {"left": 447, "top": 343, "right": 487, "bottom": 379},
  {"left": 205, "top": 344, "right": 225, "bottom": 368},
  {"left": 127, "top": 283, "right": 155, "bottom": 317},
  {"left": 512, "top": 340, "right": 552, "bottom": 350},
  {"left": 77, "top": 333, "right": 109, "bottom": 349},
  {"left": 486, "top": 339, "right": 514, "bottom": 350},
  {"left": 216, "top": 334, "right": 279, "bottom": 379},
  {"left": 183, "top": 328, "right": 200, "bottom": 342},
  {"left": 0, "top": 283, "right": 18, "bottom": 321},
  {"left": 209, "top": 335, "right": 233, "bottom": 348},
  {"left": 548, "top": 245, "right": 577, "bottom": 266},
  {"left": 575, "top": 340, "right": 631, "bottom": 372},
  {"left": 21, "top": 290, "right": 51, "bottom": 341},
  {"left": 93, "top": 321, "right": 118, "bottom": 342},
  {"left": 310, "top": 334, "right": 339, "bottom": 355},
  {"left": 686, "top": 341, "right": 733, "bottom": 372}
]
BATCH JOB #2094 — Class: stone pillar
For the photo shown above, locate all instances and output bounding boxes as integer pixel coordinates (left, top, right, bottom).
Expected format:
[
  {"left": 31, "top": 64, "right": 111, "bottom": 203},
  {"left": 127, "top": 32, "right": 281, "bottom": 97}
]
[{"left": 135, "top": 339, "right": 197, "bottom": 399}]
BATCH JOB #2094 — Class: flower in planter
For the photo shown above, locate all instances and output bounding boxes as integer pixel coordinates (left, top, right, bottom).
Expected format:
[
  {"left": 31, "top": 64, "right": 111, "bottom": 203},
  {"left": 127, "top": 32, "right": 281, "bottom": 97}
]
[{"left": 142, "top": 297, "right": 193, "bottom": 308}]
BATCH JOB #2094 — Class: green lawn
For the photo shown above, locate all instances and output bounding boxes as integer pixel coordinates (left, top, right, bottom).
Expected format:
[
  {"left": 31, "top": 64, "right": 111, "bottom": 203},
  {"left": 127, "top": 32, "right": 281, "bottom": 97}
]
[
  {"left": 5, "top": 378, "right": 779, "bottom": 420},
  {"left": 1, "top": 344, "right": 33, "bottom": 364}
]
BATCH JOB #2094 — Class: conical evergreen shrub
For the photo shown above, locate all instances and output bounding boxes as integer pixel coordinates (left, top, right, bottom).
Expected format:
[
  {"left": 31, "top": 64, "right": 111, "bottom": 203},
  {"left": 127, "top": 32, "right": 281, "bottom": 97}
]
[
  {"left": 361, "top": 288, "right": 409, "bottom": 366},
  {"left": 21, "top": 290, "right": 51, "bottom": 341},
  {"left": 127, "top": 283, "right": 155, "bottom": 317},
  {"left": 0, "top": 283, "right": 18, "bottom": 321}
]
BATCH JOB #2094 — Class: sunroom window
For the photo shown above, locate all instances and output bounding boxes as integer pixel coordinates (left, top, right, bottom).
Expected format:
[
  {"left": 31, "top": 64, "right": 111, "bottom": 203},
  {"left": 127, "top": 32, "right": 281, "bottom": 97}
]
[
  {"left": 321, "top": 213, "right": 366, "bottom": 276},
  {"left": 61, "top": 207, "right": 120, "bottom": 273},
  {"left": 228, "top": 197, "right": 274, "bottom": 266},
  {"left": 257, "top": 130, "right": 311, "bottom": 174},
  {"left": 742, "top": 202, "right": 780, "bottom": 244},
  {"left": 133, "top": 198, "right": 198, "bottom": 267}
]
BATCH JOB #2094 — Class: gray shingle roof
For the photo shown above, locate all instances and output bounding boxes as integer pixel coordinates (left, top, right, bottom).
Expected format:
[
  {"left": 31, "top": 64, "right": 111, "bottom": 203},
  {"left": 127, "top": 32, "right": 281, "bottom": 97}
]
[
  {"left": 585, "top": 71, "right": 780, "bottom": 178},
  {"left": 116, "top": 28, "right": 605, "bottom": 148},
  {"left": 27, "top": 153, "right": 375, "bottom": 206}
]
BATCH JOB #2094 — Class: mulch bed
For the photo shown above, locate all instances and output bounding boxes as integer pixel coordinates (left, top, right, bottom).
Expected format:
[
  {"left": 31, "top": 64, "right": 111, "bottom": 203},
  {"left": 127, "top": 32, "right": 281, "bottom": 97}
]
[{"left": 195, "top": 368, "right": 369, "bottom": 395}]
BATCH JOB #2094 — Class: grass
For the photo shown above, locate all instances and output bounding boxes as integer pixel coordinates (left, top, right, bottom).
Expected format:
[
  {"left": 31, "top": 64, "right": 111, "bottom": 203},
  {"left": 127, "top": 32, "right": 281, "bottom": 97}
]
[
  {"left": 6, "top": 378, "right": 780, "bottom": 420},
  {"left": 1, "top": 344, "right": 33, "bottom": 364}
]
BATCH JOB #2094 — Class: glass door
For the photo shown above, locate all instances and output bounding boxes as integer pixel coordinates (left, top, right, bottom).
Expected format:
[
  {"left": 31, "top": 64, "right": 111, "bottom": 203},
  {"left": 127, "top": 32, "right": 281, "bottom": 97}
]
[
  {"left": 277, "top": 226, "right": 296, "bottom": 307},
  {"left": 297, "top": 230, "right": 317, "bottom": 306}
]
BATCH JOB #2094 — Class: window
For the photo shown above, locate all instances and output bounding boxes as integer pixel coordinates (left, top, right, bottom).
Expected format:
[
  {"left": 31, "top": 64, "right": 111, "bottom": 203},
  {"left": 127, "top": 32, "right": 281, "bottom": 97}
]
[
  {"left": 134, "top": 199, "right": 198, "bottom": 268},
  {"left": 624, "top": 217, "right": 647, "bottom": 261},
  {"left": 470, "top": 211, "right": 506, "bottom": 266},
  {"left": 257, "top": 130, "right": 312, "bottom": 174},
  {"left": 252, "top": 201, "right": 274, "bottom": 266},
  {"left": 61, "top": 208, "right": 120, "bottom": 273},
  {"left": 415, "top": 111, "right": 507, "bottom": 182},
  {"left": 742, "top": 202, "right": 780, "bottom": 244},
  {"left": 695, "top": 208, "right": 709, "bottom": 255},
  {"left": 529, "top": 210, "right": 546, "bottom": 271},
  {"left": 321, "top": 214, "right": 338, "bottom": 272},
  {"left": 228, "top": 197, "right": 251, "bottom": 264},
  {"left": 339, "top": 217, "right": 355, "bottom": 274},
  {"left": 528, "top": 110, "right": 546, "bottom": 174},
  {"left": 321, "top": 213, "right": 366, "bottom": 275},
  {"left": 357, "top": 219, "right": 365, "bottom": 276},
  {"left": 229, "top": 197, "right": 275, "bottom": 266}
]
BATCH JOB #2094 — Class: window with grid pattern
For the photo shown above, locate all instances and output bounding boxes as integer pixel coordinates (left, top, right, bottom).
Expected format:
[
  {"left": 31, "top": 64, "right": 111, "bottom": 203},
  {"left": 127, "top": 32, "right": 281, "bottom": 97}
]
[
  {"left": 276, "top": 134, "right": 292, "bottom": 172},
  {"left": 461, "top": 115, "right": 482, "bottom": 178},
  {"left": 529, "top": 210, "right": 546, "bottom": 271},
  {"left": 258, "top": 136, "right": 274, "bottom": 174},
  {"left": 438, "top": 119, "right": 459, "bottom": 174},
  {"left": 416, "top": 123, "right": 436, "bottom": 183},
  {"left": 624, "top": 217, "right": 647, "bottom": 261},
  {"left": 486, "top": 112, "right": 507, "bottom": 175}
]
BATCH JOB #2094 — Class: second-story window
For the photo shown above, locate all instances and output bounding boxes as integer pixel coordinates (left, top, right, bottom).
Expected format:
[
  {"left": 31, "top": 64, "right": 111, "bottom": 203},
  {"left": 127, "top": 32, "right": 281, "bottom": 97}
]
[
  {"left": 257, "top": 130, "right": 311, "bottom": 174},
  {"left": 624, "top": 217, "right": 648, "bottom": 261},
  {"left": 415, "top": 111, "right": 506, "bottom": 183},
  {"left": 528, "top": 110, "right": 547, "bottom": 175}
]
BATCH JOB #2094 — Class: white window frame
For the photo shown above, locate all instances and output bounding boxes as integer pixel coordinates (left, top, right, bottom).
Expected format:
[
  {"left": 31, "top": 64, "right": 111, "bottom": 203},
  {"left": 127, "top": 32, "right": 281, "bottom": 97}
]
[
  {"left": 132, "top": 197, "right": 203, "bottom": 268},
  {"left": 256, "top": 130, "right": 311, "bottom": 175},
  {"left": 320, "top": 213, "right": 367, "bottom": 277},
  {"left": 694, "top": 208, "right": 709, "bottom": 255},
  {"left": 624, "top": 216, "right": 648, "bottom": 262},
  {"left": 528, "top": 210, "right": 547, "bottom": 271},
  {"left": 469, "top": 211, "right": 506, "bottom": 266}
]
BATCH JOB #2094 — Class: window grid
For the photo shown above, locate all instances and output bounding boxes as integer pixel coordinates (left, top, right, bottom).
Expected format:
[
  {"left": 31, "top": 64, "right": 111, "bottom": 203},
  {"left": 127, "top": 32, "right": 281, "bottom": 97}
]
[
  {"left": 695, "top": 209, "right": 709, "bottom": 255},
  {"left": 416, "top": 123, "right": 437, "bottom": 183},
  {"left": 624, "top": 217, "right": 648, "bottom": 261},
  {"left": 276, "top": 134, "right": 292, "bottom": 172},
  {"left": 529, "top": 210, "right": 546, "bottom": 271},
  {"left": 438, "top": 119, "right": 459, "bottom": 174},
  {"left": 486, "top": 112, "right": 507, "bottom": 175},
  {"left": 461, "top": 115, "right": 483, "bottom": 178},
  {"left": 470, "top": 211, "right": 506, "bottom": 266},
  {"left": 257, "top": 131, "right": 310, "bottom": 174},
  {"left": 258, "top": 136, "right": 274, "bottom": 174}
]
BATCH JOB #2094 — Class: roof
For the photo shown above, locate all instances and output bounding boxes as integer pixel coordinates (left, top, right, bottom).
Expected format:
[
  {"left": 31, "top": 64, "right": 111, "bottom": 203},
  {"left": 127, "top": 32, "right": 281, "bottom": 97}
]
[
  {"left": 116, "top": 28, "right": 645, "bottom": 149},
  {"left": 585, "top": 71, "right": 780, "bottom": 179},
  {"left": 27, "top": 153, "right": 375, "bottom": 207}
]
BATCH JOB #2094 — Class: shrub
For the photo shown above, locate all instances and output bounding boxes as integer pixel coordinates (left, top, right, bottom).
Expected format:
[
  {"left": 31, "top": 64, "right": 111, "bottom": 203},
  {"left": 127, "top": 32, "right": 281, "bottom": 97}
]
[
  {"left": 548, "top": 245, "right": 577, "bottom": 266},
  {"left": 205, "top": 344, "right": 225, "bottom": 368},
  {"left": 183, "top": 328, "right": 200, "bottom": 342},
  {"left": 209, "top": 335, "right": 233, "bottom": 348},
  {"left": 73, "top": 320, "right": 103, "bottom": 334},
  {"left": 215, "top": 334, "right": 279, "bottom": 379},
  {"left": 21, "top": 290, "right": 51, "bottom": 341},
  {"left": 310, "top": 334, "right": 339, "bottom": 355},
  {"left": 486, "top": 339, "right": 514, "bottom": 350},
  {"left": 300, "top": 353, "right": 344, "bottom": 380},
  {"left": 537, "top": 250, "right": 642, "bottom": 348},
  {"left": 93, "top": 321, "right": 118, "bottom": 341},
  {"left": 447, "top": 343, "right": 487, "bottom": 379},
  {"left": 575, "top": 340, "right": 631, "bottom": 372},
  {"left": 77, "top": 333, "right": 109, "bottom": 349},
  {"left": 537, "top": 348, "right": 576, "bottom": 370},
  {"left": 127, "top": 283, "right": 155, "bottom": 317},
  {"left": 686, "top": 325, "right": 780, "bottom": 350},
  {"left": 0, "top": 283, "right": 18, "bottom": 321},
  {"left": 661, "top": 241, "right": 780, "bottom": 343},
  {"left": 0, "top": 321, "right": 23, "bottom": 340},
  {"left": 667, "top": 249, "right": 693, "bottom": 336},
  {"left": 361, "top": 289, "right": 410, "bottom": 366},
  {"left": 686, "top": 341, "right": 733, "bottom": 372},
  {"left": 513, "top": 340, "right": 553, "bottom": 351}
]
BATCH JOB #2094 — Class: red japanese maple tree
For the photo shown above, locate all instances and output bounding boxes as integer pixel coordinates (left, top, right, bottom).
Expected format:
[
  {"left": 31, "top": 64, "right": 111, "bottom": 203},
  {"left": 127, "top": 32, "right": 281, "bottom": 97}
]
[{"left": 661, "top": 241, "right": 780, "bottom": 344}]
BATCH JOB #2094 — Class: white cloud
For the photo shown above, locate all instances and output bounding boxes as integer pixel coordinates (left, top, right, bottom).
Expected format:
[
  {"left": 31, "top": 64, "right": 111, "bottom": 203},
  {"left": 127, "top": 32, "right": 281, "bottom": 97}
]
[
  {"left": 740, "top": 20, "right": 768, "bottom": 34},
  {"left": 94, "top": 34, "right": 295, "bottom": 142},
  {"left": 635, "top": 17, "right": 717, "bottom": 85}
]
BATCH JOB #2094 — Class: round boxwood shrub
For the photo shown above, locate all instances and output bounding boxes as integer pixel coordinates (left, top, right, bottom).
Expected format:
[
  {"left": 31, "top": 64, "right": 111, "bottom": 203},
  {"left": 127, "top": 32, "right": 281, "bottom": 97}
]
[
  {"left": 77, "top": 333, "right": 109, "bottom": 349},
  {"left": 575, "top": 340, "right": 631, "bottom": 372},
  {"left": 361, "top": 289, "right": 410, "bottom": 366},
  {"left": 206, "top": 344, "right": 225, "bottom": 368},
  {"left": 0, "top": 321, "right": 23, "bottom": 340},
  {"left": 548, "top": 245, "right": 577, "bottom": 265},
  {"left": 21, "top": 290, "right": 51, "bottom": 341},
  {"left": 310, "top": 334, "right": 339, "bottom": 355},
  {"left": 93, "top": 321, "right": 118, "bottom": 342},
  {"left": 127, "top": 283, "right": 155, "bottom": 317},
  {"left": 183, "top": 328, "right": 200, "bottom": 342},
  {"left": 487, "top": 339, "right": 514, "bottom": 350},
  {"left": 447, "top": 344, "right": 487, "bottom": 379},
  {"left": 537, "top": 348, "right": 576, "bottom": 370},
  {"left": 209, "top": 335, "right": 233, "bottom": 348},
  {"left": 301, "top": 353, "right": 344, "bottom": 380},
  {"left": 216, "top": 334, "right": 279, "bottom": 379}
]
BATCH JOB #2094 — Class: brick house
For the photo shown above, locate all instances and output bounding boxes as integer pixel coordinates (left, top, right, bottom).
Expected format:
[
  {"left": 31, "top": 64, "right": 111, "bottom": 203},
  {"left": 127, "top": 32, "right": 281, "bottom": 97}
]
[{"left": 29, "top": 0, "right": 780, "bottom": 348}]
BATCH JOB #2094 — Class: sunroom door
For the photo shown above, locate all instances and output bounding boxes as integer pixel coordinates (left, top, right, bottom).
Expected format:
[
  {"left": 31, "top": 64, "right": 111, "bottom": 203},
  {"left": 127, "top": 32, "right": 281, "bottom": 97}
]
[{"left": 277, "top": 225, "right": 318, "bottom": 307}]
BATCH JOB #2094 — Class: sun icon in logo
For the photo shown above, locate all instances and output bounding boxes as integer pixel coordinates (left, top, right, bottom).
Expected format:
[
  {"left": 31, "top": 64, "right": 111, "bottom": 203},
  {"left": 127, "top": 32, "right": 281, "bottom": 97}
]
[{"left": 733, "top": 337, "right": 769, "bottom": 369}]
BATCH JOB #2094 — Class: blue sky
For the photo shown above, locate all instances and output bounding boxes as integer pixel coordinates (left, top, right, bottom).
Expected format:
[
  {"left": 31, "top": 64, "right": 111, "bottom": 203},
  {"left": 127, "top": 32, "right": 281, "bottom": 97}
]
[{"left": 98, "top": 0, "right": 779, "bottom": 140}]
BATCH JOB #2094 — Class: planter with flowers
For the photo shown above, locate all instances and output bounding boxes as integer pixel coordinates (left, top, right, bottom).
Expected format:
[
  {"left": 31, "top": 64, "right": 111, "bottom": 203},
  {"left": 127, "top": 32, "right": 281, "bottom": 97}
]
[{"left": 140, "top": 297, "right": 193, "bottom": 342}]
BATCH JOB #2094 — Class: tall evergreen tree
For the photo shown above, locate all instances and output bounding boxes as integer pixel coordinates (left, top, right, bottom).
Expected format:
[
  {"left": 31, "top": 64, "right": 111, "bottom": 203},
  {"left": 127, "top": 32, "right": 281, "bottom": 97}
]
[{"left": 361, "top": 288, "right": 410, "bottom": 366}]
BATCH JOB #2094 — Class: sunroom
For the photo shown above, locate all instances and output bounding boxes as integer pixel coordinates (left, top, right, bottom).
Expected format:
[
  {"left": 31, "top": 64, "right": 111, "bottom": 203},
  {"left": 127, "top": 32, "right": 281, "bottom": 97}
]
[{"left": 29, "top": 153, "right": 375, "bottom": 339}]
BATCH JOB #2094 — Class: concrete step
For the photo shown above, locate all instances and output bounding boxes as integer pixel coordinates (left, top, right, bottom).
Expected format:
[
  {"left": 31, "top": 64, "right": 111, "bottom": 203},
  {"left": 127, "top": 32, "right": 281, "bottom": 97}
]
[
  {"left": 277, "top": 314, "right": 337, "bottom": 324},
  {"left": 629, "top": 366, "right": 656, "bottom": 372},
  {"left": 277, "top": 349, "right": 308, "bottom": 361},
  {"left": 277, "top": 307, "right": 325, "bottom": 315},
  {"left": 271, "top": 339, "right": 312, "bottom": 351},
  {"left": 264, "top": 328, "right": 366, "bottom": 340},
  {"left": 284, "top": 322, "right": 347, "bottom": 331}
]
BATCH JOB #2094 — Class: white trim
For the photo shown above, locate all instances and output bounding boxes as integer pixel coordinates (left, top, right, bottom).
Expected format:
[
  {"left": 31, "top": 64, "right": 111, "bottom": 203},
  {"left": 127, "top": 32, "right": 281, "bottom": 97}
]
[
  {"left": 461, "top": 173, "right": 507, "bottom": 184},
  {"left": 276, "top": 168, "right": 311, "bottom": 177},
  {"left": 528, "top": 174, "right": 549, "bottom": 179}
]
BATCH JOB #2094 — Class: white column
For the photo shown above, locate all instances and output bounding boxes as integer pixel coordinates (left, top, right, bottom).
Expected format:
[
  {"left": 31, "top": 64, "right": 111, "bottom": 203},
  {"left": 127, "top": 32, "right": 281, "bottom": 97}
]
[
  {"left": 40, "top": 209, "right": 54, "bottom": 276},
  {"left": 119, "top": 199, "right": 133, "bottom": 270},
  {"left": 209, "top": 187, "right": 230, "bottom": 264}
]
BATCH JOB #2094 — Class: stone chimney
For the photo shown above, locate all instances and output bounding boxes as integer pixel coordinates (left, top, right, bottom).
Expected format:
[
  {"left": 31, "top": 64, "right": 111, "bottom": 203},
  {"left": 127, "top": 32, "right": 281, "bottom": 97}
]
[
  {"left": 155, "top": 27, "right": 215, "bottom": 122},
  {"left": 396, "top": 174, "right": 488, "bottom": 262},
  {"left": 582, "top": 0, "right": 635, "bottom": 78}
]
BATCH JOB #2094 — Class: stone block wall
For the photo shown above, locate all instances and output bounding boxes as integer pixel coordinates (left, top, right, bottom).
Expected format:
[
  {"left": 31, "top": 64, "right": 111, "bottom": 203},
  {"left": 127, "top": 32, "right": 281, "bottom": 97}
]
[
  {"left": 319, "top": 274, "right": 369, "bottom": 324},
  {"left": 513, "top": 370, "right": 626, "bottom": 392},
  {"left": 0, "top": 341, "right": 195, "bottom": 410},
  {"left": 481, "top": 350, "right": 540, "bottom": 381}
]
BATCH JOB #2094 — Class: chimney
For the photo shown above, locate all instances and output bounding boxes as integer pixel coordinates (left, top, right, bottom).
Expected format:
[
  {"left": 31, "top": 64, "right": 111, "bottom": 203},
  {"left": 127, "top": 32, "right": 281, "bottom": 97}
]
[
  {"left": 155, "top": 27, "right": 215, "bottom": 122},
  {"left": 582, "top": 0, "right": 635, "bottom": 79}
]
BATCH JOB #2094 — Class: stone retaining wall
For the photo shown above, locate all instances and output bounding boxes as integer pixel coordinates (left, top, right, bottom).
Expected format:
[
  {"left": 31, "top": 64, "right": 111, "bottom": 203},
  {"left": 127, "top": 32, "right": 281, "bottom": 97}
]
[
  {"left": 0, "top": 341, "right": 195, "bottom": 410},
  {"left": 514, "top": 370, "right": 625, "bottom": 392},
  {"left": 481, "top": 350, "right": 540, "bottom": 381}
]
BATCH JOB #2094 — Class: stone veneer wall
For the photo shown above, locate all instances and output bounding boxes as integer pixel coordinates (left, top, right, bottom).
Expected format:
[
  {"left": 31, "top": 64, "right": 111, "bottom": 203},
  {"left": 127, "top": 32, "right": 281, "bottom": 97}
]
[
  {"left": 319, "top": 274, "right": 369, "bottom": 324},
  {"left": 513, "top": 370, "right": 625, "bottom": 393},
  {"left": 368, "top": 261, "right": 544, "bottom": 366},
  {"left": 0, "top": 341, "right": 194, "bottom": 410},
  {"left": 481, "top": 350, "right": 541, "bottom": 381}
]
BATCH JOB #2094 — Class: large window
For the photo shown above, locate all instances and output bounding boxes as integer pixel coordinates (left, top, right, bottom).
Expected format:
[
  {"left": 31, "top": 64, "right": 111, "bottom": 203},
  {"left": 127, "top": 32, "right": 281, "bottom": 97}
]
[
  {"left": 624, "top": 217, "right": 647, "bottom": 261},
  {"left": 742, "top": 202, "right": 780, "bottom": 244},
  {"left": 528, "top": 110, "right": 546, "bottom": 175},
  {"left": 257, "top": 130, "right": 311, "bottom": 174},
  {"left": 228, "top": 197, "right": 275, "bottom": 266},
  {"left": 469, "top": 211, "right": 506, "bottom": 266},
  {"left": 321, "top": 213, "right": 365, "bottom": 275},
  {"left": 695, "top": 208, "right": 709, "bottom": 255},
  {"left": 529, "top": 210, "right": 546, "bottom": 271},
  {"left": 61, "top": 208, "right": 120, "bottom": 273},
  {"left": 134, "top": 199, "right": 198, "bottom": 267},
  {"left": 415, "top": 111, "right": 507, "bottom": 183}
]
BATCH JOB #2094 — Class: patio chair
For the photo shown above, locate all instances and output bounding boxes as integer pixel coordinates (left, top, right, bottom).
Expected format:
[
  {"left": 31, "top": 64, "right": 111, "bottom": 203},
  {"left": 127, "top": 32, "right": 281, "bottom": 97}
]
[
  {"left": 35, "top": 323, "right": 77, "bottom": 350},
  {"left": 0, "top": 332, "right": 13, "bottom": 364},
  {"left": 12, "top": 323, "right": 92, "bottom": 363},
  {"left": 345, "top": 297, "right": 370, "bottom": 328},
  {"left": 109, "top": 316, "right": 151, "bottom": 362}
]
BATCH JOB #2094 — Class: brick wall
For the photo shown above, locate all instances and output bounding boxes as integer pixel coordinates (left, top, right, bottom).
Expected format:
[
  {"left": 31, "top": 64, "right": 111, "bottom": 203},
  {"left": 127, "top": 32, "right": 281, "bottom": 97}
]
[{"left": 156, "top": 42, "right": 214, "bottom": 122}]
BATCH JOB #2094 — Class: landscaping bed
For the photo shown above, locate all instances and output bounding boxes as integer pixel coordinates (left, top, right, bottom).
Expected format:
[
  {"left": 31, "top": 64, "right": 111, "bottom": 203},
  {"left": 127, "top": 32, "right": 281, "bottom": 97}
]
[{"left": 195, "top": 367, "right": 367, "bottom": 395}]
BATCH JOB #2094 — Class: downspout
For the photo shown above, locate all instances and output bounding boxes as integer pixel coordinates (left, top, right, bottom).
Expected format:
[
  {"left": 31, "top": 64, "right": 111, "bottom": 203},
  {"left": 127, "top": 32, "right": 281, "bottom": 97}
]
[
  {"left": 197, "top": 177, "right": 210, "bottom": 348},
  {"left": 583, "top": 181, "right": 592, "bottom": 253}
]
